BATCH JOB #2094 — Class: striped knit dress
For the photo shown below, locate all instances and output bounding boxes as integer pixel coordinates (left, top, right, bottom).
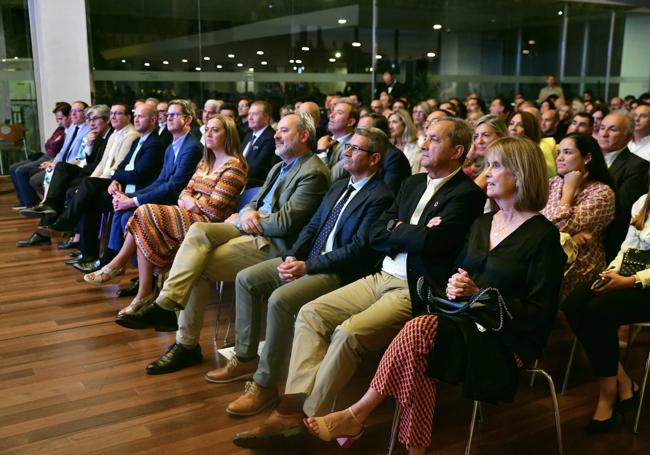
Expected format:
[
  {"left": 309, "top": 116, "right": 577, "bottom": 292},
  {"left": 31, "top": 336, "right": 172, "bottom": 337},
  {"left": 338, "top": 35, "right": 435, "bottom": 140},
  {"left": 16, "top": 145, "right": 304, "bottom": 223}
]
[{"left": 126, "top": 158, "right": 247, "bottom": 268}]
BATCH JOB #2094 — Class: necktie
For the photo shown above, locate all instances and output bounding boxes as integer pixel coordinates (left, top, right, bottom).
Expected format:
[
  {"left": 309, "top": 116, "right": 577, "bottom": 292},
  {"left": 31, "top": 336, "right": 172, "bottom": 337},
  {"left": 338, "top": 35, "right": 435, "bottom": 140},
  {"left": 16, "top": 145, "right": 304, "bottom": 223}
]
[
  {"left": 243, "top": 134, "right": 257, "bottom": 158},
  {"left": 124, "top": 138, "right": 145, "bottom": 193},
  {"left": 309, "top": 185, "right": 355, "bottom": 258},
  {"left": 62, "top": 126, "right": 79, "bottom": 162}
]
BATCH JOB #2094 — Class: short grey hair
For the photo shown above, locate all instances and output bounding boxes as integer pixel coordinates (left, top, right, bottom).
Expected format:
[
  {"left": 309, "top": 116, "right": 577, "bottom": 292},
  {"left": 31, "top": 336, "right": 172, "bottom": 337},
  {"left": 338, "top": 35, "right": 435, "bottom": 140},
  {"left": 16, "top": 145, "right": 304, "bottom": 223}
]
[
  {"left": 438, "top": 116, "right": 473, "bottom": 162},
  {"left": 353, "top": 127, "right": 388, "bottom": 162},
  {"left": 475, "top": 114, "right": 508, "bottom": 137},
  {"left": 295, "top": 111, "right": 315, "bottom": 142},
  {"left": 87, "top": 104, "right": 110, "bottom": 120}
]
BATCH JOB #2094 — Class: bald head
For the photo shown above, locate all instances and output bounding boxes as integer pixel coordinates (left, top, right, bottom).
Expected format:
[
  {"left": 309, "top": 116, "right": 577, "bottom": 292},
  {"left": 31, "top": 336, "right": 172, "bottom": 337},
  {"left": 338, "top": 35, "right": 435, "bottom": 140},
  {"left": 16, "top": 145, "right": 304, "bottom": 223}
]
[{"left": 298, "top": 101, "right": 321, "bottom": 125}]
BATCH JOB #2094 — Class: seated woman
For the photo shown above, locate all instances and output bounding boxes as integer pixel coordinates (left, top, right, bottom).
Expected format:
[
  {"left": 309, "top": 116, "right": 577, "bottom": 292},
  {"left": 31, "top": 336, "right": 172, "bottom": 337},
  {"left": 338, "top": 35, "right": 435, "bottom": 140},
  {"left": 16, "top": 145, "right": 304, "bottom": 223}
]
[
  {"left": 411, "top": 102, "right": 431, "bottom": 146},
  {"left": 304, "top": 137, "right": 566, "bottom": 454},
  {"left": 83, "top": 114, "right": 247, "bottom": 314},
  {"left": 467, "top": 114, "right": 507, "bottom": 182},
  {"left": 563, "top": 180, "right": 650, "bottom": 434},
  {"left": 541, "top": 133, "right": 616, "bottom": 299},
  {"left": 388, "top": 109, "right": 422, "bottom": 174},
  {"left": 508, "top": 110, "right": 556, "bottom": 177}
]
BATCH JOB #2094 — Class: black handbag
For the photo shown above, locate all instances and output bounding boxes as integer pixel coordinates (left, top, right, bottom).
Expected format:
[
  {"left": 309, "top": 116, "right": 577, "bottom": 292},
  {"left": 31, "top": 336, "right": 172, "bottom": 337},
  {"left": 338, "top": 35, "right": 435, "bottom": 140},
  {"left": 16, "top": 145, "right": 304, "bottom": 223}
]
[
  {"left": 417, "top": 277, "right": 513, "bottom": 332},
  {"left": 619, "top": 248, "right": 650, "bottom": 277}
]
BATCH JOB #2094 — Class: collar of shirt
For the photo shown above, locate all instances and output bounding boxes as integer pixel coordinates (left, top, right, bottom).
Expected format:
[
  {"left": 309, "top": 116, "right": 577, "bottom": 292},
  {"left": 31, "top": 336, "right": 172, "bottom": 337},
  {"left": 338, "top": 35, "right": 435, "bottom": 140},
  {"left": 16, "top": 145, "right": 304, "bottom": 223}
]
[
  {"left": 251, "top": 125, "right": 269, "bottom": 138},
  {"left": 629, "top": 135, "right": 650, "bottom": 151},
  {"left": 333, "top": 132, "right": 353, "bottom": 143},
  {"left": 138, "top": 131, "right": 151, "bottom": 144},
  {"left": 426, "top": 166, "right": 461, "bottom": 192},
  {"left": 171, "top": 132, "right": 188, "bottom": 157},
  {"left": 604, "top": 147, "right": 625, "bottom": 167},
  {"left": 348, "top": 172, "right": 375, "bottom": 192}
]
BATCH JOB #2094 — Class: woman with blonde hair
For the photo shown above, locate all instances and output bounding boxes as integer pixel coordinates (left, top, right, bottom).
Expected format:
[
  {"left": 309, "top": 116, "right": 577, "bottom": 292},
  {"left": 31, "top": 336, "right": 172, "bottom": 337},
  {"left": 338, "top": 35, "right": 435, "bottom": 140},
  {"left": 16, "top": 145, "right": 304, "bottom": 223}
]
[
  {"left": 84, "top": 114, "right": 248, "bottom": 315},
  {"left": 412, "top": 102, "right": 432, "bottom": 146},
  {"left": 305, "top": 137, "right": 565, "bottom": 454},
  {"left": 389, "top": 108, "right": 422, "bottom": 174}
]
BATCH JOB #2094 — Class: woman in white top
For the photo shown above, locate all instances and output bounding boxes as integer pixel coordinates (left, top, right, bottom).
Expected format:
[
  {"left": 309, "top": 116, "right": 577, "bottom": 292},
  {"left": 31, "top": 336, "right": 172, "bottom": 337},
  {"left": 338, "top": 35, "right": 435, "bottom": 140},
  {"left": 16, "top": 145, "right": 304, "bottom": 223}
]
[{"left": 389, "top": 109, "right": 423, "bottom": 174}]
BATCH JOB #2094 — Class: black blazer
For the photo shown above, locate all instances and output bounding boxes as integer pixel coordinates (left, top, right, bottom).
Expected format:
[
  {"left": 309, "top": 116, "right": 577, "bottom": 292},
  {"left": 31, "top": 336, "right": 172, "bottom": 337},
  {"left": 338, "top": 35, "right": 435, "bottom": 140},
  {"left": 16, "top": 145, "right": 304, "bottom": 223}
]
[
  {"left": 285, "top": 173, "right": 394, "bottom": 283},
  {"left": 84, "top": 128, "right": 114, "bottom": 175},
  {"left": 112, "top": 132, "right": 165, "bottom": 191},
  {"left": 368, "top": 170, "right": 487, "bottom": 315},
  {"left": 158, "top": 126, "right": 173, "bottom": 150},
  {"left": 374, "top": 80, "right": 406, "bottom": 100},
  {"left": 605, "top": 148, "right": 650, "bottom": 260},
  {"left": 243, "top": 126, "right": 280, "bottom": 188},
  {"left": 381, "top": 144, "right": 412, "bottom": 195}
]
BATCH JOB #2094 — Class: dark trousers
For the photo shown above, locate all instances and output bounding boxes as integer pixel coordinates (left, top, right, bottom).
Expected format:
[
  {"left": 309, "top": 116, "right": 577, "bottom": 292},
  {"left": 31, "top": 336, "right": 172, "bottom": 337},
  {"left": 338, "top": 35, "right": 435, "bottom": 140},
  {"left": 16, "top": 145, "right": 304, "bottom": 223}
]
[
  {"left": 44, "top": 162, "right": 88, "bottom": 213},
  {"left": 563, "top": 283, "right": 650, "bottom": 377},
  {"left": 9, "top": 156, "right": 47, "bottom": 206}
]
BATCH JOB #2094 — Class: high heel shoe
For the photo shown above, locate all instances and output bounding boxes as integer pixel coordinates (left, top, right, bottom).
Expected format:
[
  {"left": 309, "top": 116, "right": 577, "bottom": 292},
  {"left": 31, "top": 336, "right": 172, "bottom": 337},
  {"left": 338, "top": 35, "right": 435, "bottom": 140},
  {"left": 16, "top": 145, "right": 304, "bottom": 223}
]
[
  {"left": 617, "top": 382, "right": 641, "bottom": 413},
  {"left": 83, "top": 265, "right": 125, "bottom": 285},
  {"left": 584, "top": 409, "right": 621, "bottom": 435},
  {"left": 118, "top": 292, "right": 156, "bottom": 316},
  {"left": 303, "top": 407, "right": 365, "bottom": 448}
]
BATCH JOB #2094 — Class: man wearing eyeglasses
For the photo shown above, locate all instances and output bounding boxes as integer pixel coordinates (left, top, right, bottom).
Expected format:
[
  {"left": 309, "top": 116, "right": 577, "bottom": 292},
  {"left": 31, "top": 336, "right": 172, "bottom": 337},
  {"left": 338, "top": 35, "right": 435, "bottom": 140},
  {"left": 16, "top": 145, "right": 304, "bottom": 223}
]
[
  {"left": 89, "top": 104, "right": 140, "bottom": 180},
  {"left": 156, "top": 101, "right": 172, "bottom": 149},
  {"left": 207, "top": 128, "right": 393, "bottom": 424}
]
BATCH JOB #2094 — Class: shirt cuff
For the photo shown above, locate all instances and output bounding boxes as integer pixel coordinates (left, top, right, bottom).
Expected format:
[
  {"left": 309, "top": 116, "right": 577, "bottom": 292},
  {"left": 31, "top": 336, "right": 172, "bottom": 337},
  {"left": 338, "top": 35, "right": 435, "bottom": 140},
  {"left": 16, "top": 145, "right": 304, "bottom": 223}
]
[{"left": 133, "top": 197, "right": 140, "bottom": 207}]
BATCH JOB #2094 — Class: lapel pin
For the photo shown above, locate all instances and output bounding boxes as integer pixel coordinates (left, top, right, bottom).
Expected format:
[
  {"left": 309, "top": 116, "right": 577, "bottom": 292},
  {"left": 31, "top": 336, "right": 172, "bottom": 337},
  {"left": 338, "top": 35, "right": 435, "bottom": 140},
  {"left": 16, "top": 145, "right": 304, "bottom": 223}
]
[{"left": 434, "top": 201, "right": 439, "bottom": 207}]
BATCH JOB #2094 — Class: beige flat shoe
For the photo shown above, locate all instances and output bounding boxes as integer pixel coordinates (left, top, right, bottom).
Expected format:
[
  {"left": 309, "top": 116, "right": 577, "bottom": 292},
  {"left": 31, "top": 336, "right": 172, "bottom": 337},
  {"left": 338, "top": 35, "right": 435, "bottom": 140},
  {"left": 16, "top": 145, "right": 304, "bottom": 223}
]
[
  {"left": 118, "top": 292, "right": 156, "bottom": 316},
  {"left": 84, "top": 265, "right": 125, "bottom": 285}
]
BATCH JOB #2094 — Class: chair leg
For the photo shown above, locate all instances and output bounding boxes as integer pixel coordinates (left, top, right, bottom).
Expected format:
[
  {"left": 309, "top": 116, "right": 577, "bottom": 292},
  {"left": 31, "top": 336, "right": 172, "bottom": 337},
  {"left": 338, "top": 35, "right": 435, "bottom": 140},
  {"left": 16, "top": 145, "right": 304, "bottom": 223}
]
[
  {"left": 561, "top": 337, "right": 578, "bottom": 395},
  {"left": 388, "top": 401, "right": 401, "bottom": 455},
  {"left": 633, "top": 342, "right": 650, "bottom": 433},
  {"left": 529, "top": 359, "right": 539, "bottom": 388},
  {"left": 213, "top": 281, "right": 225, "bottom": 347},
  {"left": 223, "top": 287, "right": 236, "bottom": 347},
  {"left": 465, "top": 400, "right": 480, "bottom": 455},
  {"left": 528, "top": 368, "right": 563, "bottom": 455}
]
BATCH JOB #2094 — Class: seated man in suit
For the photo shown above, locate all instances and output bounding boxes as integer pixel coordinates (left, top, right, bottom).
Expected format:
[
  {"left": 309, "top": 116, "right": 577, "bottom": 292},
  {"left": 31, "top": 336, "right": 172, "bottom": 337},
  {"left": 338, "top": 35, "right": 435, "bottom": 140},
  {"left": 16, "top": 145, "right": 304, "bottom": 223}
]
[
  {"left": 232, "top": 117, "right": 486, "bottom": 449},
  {"left": 156, "top": 100, "right": 173, "bottom": 149},
  {"left": 114, "top": 113, "right": 331, "bottom": 375},
  {"left": 599, "top": 111, "right": 649, "bottom": 261},
  {"left": 207, "top": 127, "right": 394, "bottom": 417},
  {"left": 241, "top": 100, "right": 278, "bottom": 188},
  {"left": 47, "top": 103, "right": 165, "bottom": 265},
  {"left": 317, "top": 98, "right": 358, "bottom": 177}
]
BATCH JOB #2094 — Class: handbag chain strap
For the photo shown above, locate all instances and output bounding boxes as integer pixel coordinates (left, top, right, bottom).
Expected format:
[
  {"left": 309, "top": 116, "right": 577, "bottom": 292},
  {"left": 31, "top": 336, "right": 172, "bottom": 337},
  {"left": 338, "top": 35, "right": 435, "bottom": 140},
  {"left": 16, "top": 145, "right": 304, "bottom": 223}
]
[{"left": 469, "top": 287, "right": 514, "bottom": 332}]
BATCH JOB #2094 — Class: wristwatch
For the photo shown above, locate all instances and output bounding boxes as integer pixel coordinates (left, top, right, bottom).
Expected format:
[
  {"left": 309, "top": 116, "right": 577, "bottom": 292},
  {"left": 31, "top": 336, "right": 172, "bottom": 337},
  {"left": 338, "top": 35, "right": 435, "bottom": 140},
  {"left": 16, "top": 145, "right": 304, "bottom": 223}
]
[
  {"left": 386, "top": 219, "right": 399, "bottom": 232},
  {"left": 633, "top": 275, "right": 644, "bottom": 289}
]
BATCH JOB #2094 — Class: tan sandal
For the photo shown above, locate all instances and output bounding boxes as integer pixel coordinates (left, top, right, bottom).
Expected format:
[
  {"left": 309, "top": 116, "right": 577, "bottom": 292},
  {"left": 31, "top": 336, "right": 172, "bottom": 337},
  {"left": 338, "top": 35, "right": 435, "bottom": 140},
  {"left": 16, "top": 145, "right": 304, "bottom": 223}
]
[
  {"left": 304, "top": 407, "right": 364, "bottom": 447},
  {"left": 83, "top": 265, "right": 125, "bottom": 285},
  {"left": 118, "top": 292, "right": 156, "bottom": 316}
]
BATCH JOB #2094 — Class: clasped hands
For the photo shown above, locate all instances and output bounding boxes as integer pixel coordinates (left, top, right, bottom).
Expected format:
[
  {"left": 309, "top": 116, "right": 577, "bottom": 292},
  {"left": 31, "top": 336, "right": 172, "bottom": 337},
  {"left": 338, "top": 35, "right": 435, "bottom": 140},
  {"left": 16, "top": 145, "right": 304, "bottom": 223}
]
[
  {"left": 225, "top": 210, "right": 268, "bottom": 235},
  {"left": 277, "top": 256, "right": 306, "bottom": 282},
  {"left": 446, "top": 268, "right": 479, "bottom": 301}
]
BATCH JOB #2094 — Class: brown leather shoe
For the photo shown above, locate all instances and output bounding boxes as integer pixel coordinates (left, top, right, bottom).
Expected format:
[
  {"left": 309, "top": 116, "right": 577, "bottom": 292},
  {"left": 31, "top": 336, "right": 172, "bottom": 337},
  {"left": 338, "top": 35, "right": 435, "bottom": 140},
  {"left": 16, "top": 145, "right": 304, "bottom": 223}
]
[
  {"left": 232, "top": 410, "right": 305, "bottom": 449},
  {"left": 205, "top": 356, "right": 258, "bottom": 384},
  {"left": 227, "top": 381, "right": 279, "bottom": 416}
]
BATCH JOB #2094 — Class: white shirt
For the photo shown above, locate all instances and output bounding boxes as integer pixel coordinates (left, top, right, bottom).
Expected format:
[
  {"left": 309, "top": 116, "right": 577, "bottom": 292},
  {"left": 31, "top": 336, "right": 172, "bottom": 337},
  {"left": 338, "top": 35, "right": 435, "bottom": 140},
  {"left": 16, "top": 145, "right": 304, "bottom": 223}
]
[
  {"left": 381, "top": 167, "right": 461, "bottom": 280},
  {"left": 628, "top": 136, "right": 650, "bottom": 162},
  {"left": 604, "top": 147, "right": 625, "bottom": 168},
  {"left": 243, "top": 125, "right": 269, "bottom": 158}
]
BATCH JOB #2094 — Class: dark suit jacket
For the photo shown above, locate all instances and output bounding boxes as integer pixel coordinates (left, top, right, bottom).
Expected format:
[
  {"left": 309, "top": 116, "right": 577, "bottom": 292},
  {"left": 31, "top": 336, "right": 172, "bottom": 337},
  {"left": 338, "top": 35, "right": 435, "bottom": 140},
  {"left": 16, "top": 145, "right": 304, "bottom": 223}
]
[
  {"left": 374, "top": 80, "right": 406, "bottom": 100},
  {"left": 85, "top": 128, "right": 114, "bottom": 175},
  {"left": 605, "top": 148, "right": 650, "bottom": 260},
  {"left": 368, "top": 169, "right": 487, "bottom": 315},
  {"left": 129, "top": 132, "right": 203, "bottom": 205},
  {"left": 243, "top": 151, "right": 331, "bottom": 258},
  {"left": 243, "top": 126, "right": 279, "bottom": 188},
  {"left": 158, "top": 126, "right": 173, "bottom": 150},
  {"left": 111, "top": 132, "right": 164, "bottom": 191},
  {"left": 285, "top": 173, "right": 394, "bottom": 282},
  {"left": 381, "top": 144, "right": 412, "bottom": 195}
]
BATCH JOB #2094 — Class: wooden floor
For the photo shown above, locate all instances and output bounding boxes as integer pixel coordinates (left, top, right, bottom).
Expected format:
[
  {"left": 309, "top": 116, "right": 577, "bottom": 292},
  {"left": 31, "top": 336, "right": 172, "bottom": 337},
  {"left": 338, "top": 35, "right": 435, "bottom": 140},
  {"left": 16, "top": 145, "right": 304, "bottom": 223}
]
[{"left": 1, "top": 176, "right": 650, "bottom": 455}]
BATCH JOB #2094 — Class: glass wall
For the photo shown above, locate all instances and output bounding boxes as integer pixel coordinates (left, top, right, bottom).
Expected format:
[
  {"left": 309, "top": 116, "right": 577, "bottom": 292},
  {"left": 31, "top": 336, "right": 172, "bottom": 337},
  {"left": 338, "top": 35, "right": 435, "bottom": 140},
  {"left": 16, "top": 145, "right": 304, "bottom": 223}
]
[
  {"left": 85, "top": 0, "right": 649, "bottom": 113},
  {"left": 0, "top": 0, "right": 38, "bottom": 162}
]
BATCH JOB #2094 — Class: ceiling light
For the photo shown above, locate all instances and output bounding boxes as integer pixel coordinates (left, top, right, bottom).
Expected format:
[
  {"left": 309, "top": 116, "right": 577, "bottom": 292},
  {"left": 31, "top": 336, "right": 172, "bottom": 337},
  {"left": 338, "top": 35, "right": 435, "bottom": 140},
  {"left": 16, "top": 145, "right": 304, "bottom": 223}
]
[
  {"left": 338, "top": 18, "right": 347, "bottom": 24},
  {"left": 289, "top": 59, "right": 295, "bottom": 63},
  {"left": 334, "top": 52, "right": 342, "bottom": 58},
  {"left": 144, "top": 62, "right": 150, "bottom": 67},
  {"left": 216, "top": 64, "right": 223, "bottom": 69},
  {"left": 14, "top": 56, "right": 18, "bottom": 60},
  {"left": 237, "top": 62, "right": 243, "bottom": 67},
  {"left": 121, "top": 59, "right": 126, "bottom": 63},
  {"left": 522, "top": 49, "right": 530, "bottom": 55},
  {"left": 162, "top": 60, "right": 169, "bottom": 65},
  {"left": 249, "top": 67, "right": 254, "bottom": 72},
  {"left": 295, "top": 59, "right": 302, "bottom": 64},
  {"left": 376, "top": 54, "right": 382, "bottom": 59},
  {"left": 261, "top": 61, "right": 268, "bottom": 65},
  {"left": 203, "top": 56, "right": 210, "bottom": 61},
  {"left": 329, "top": 58, "right": 336, "bottom": 63},
  {"left": 257, "top": 50, "right": 264, "bottom": 55},
  {"left": 427, "top": 52, "right": 436, "bottom": 57},
  {"left": 195, "top": 67, "right": 201, "bottom": 71},
  {"left": 433, "top": 24, "right": 442, "bottom": 30},
  {"left": 528, "top": 40, "right": 536, "bottom": 45},
  {"left": 181, "top": 58, "right": 188, "bottom": 63},
  {"left": 301, "top": 46, "right": 310, "bottom": 51},
  {"left": 558, "top": 10, "right": 563, "bottom": 15},
  {"left": 293, "top": 66, "right": 297, "bottom": 70},
  {"left": 352, "top": 42, "right": 361, "bottom": 47},
  {"left": 227, "top": 53, "right": 235, "bottom": 58}
]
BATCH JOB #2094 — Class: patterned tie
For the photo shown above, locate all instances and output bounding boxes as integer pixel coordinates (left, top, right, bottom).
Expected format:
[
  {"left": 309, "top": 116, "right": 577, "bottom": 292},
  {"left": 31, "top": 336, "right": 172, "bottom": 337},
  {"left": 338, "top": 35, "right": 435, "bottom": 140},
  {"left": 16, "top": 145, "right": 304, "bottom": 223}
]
[
  {"left": 243, "top": 134, "right": 257, "bottom": 158},
  {"left": 309, "top": 185, "right": 355, "bottom": 259}
]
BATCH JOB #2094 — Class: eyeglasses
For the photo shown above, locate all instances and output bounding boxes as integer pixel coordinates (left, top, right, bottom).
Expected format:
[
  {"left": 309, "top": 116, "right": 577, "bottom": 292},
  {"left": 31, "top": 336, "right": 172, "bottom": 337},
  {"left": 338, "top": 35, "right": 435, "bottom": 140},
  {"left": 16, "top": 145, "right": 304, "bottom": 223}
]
[
  {"left": 166, "top": 112, "right": 183, "bottom": 119},
  {"left": 344, "top": 143, "right": 373, "bottom": 154},
  {"left": 71, "top": 108, "right": 84, "bottom": 113},
  {"left": 110, "top": 111, "right": 126, "bottom": 116},
  {"left": 86, "top": 116, "right": 102, "bottom": 122}
]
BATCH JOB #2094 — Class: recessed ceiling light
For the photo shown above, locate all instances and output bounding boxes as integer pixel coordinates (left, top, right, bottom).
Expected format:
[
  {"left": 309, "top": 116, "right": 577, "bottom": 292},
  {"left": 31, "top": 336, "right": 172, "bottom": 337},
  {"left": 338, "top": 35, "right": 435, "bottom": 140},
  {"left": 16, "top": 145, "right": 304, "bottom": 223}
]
[
  {"left": 257, "top": 50, "right": 264, "bottom": 55},
  {"left": 293, "top": 66, "right": 297, "bottom": 70},
  {"left": 522, "top": 49, "right": 530, "bottom": 55},
  {"left": 237, "top": 62, "right": 243, "bottom": 67},
  {"left": 289, "top": 59, "right": 295, "bottom": 63},
  {"left": 216, "top": 64, "right": 223, "bottom": 69},
  {"left": 376, "top": 54, "right": 382, "bottom": 59},
  {"left": 301, "top": 46, "right": 310, "bottom": 51},
  {"left": 181, "top": 58, "right": 188, "bottom": 63},
  {"left": 249, "top": 67, "right": 254, "bottom": 72},
  {"left": 121, "top": 59, "right": 126, "bottom": 63},
  {"left": 352, "top": 42, "right": 361, "bottom": 47},
  {"left": 261, "top": 61, "right": 268, "bottom": 65},
  {"left": 228, "top": 54, "right": 235, "bottom": 58},
  {"left": 329, "top": 58, "right": 336, "bottom": 63},
  {"left": 334, "top": 52, "right": 342, "bottom": 58},
  {"left": 162, "top": 60, "right": 169, "bottom": 65},
  {"left": 203, "top": 56, "right": 210, "bottom": 61},
  {"left": 338, "top": 18, "right": 347, "bottom": 24},
  {"left": 427, "top": 52, "right": 436, "bottom": 58},
  {"left": 295, "top": 59, "right": 302, "bottom": 64},
  {"left": 528, "top": 40, "right": 536, "bottom": 45},
  {"left": 558, "top": 10, "right": 563, "bottom": 15},
  {"left": 195, "top": 67, "right": 201, "bottom": 71},
  {"left": 144, "top": 62, "right": 151, "bottom": 67},
  {"left": 433, "top": 24, "right": 442, "bottom": 30},
  {"left": 14, "top": 56, "right": 18, "bottom": 60}
]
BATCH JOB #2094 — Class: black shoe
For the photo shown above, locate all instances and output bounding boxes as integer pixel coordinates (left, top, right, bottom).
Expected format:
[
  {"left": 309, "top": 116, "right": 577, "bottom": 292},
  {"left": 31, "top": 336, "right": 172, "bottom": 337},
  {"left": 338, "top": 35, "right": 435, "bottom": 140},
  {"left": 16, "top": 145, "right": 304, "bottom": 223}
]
[
  {"left": 20, "top": 204, "right": 57, "bottom": 218},
  {"left": 45, "top": 219, "right": 75, "bottom": 232},
  {"left": 145, "top": 343, "right": 202, "bottom": 375},
  {"left": 72, "top": 259, "right": 101, "bottom": 273},
  {"left": 617, "top": 383, "right": 641, "bottom": 413},
  {"left": 114, "top": 303, "right": 178, "bottom": 332},
  {"left": 16, "top": 232, "right": 51, "bottom": 247},
  {"left": 584, "top": 409, "right": 621, "bottom": 434},
  {"left": 64, "top": 254, "right": 85, "bottom": 266},
  {"left": 116, "top": 279, "right": 139, "bottom": 297},
  {"left": 68, "top": 250, "right": 81, "bottom": 257},
  {"left": 58, "top": 238, "right": 80, "bottom": 250}
]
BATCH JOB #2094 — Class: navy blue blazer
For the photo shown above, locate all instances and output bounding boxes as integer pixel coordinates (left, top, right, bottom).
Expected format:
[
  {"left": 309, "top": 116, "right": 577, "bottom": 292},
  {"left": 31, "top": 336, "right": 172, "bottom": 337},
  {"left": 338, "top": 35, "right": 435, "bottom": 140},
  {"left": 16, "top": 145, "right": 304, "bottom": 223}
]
[
  {"left": 381, "top": 143, "right": 412, "bottom": 195},
  {"left": 129, "top": 132, "right": 203, "bottom": 206},
  {"left": 243, "top": 126, "right": 279, "bottom": 188},
  {"left": 285, "top": 173, "right": 394, "bottom": 283},
  {"left": 368, "top": 170, "right": 487, "bottom": 315},
  {"left": 111, "top": 132, "right": 164, "bottom": 191}
]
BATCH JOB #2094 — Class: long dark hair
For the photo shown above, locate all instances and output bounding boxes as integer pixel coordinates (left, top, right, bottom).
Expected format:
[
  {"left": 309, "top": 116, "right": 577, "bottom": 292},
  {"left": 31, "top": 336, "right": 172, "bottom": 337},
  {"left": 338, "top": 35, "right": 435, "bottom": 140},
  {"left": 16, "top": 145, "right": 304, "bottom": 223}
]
[{"left": 565, "top": 133, "right": 616, "bottom": 190}]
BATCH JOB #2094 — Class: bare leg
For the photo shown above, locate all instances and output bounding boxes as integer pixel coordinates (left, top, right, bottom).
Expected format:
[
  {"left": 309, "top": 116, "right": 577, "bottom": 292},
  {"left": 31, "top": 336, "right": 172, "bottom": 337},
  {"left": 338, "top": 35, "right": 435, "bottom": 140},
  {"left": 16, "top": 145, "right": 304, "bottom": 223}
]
[
  {"left": 135, "top": 247, "right": 155, "bottom": 300},
  {"left": 105, "top": 232, "right": 137, "bottom": 271},
  {"left": 616, "top": 362, "right": 635, "bottom": 401},
  {"left": 592, "top": 376, "right": 617, "bottom": 421}
]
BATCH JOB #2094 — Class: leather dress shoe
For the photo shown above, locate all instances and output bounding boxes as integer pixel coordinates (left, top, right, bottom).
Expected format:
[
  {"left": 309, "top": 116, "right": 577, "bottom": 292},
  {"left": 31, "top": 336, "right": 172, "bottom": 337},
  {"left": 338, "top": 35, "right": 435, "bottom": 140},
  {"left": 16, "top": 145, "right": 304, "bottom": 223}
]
[
  {"left": 58, "top": 238, "right": 80, "bottom": 250},
  {"left": 116, "top": 278, "right": 139, "bottom": 297},
  {"left": 20, "top": 204, "right": 57, "bottom": 218},
  {"left": 233, "top": 410, "right": 305, "bottom": 449},
  {"left": 45, "top": 219, "right": 75, "bottom": 233},
  {"left": 16, "top": 232, "right": 51, "bottom": 247},
  {"left": 145, "top": 343, "right": 202, "bottom": 375},
  {"left": 114, "top": 303, "right": 178, "bottom": 332},
  {"left": 73, "top": 259, "right": 101, "bottom": 273},
  {"left": 64, "top": 254, "right": 85, "bottom": 266}
]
